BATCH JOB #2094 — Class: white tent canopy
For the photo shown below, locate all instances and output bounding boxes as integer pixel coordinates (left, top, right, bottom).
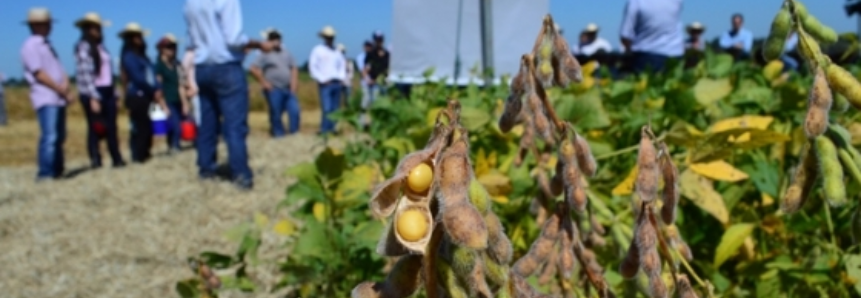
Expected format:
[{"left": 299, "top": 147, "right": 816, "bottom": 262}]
[{"left": 388, "top": 0, "right": 549, "bottom": 85}]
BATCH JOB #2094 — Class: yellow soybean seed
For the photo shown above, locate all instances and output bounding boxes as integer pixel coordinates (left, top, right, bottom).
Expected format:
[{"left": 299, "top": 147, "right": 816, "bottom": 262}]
[
  {"left": 396, "top": 209, "right": 429, "bottom": 242},
  {"left": 407, "top": 162, "right": 433, "bottom": 194}
]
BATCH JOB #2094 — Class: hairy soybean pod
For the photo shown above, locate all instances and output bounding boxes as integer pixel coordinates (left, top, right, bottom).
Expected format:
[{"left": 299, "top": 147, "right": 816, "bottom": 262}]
[
  {"left": 782, "top": 145, "right": 819, "bottom": 213},
  {"left": 762, "top": 7, "right": 791, "bottom": 61},
  {"left": 512, "top": 214, "right": 560, "bottom": 277},
  {"left": 636, "top": 129, "right": 659, "bottom": 202},
  {"left": 840, "top": 149, "right": 861, "bottom": 185},
  {"left": 805, "top": 68, "right": 832, "bottom": 138},
  {"left": 815, "top": 136, "right": 848, "bottom": 207},
  {"left": 826, "top": 64, "right": 861, "bottom": 110},
  {"left": 574, "top": 133, "right": 598, "bottom": 177},
  {"left": 658, "top": 143, "right": 679, "bottom": 225}
]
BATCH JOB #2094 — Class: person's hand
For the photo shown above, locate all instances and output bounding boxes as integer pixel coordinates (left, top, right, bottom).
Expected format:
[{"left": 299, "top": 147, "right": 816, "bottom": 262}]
[
  {"left": 290, "top": 86, "right": 298, "bottom": 94},
  {"left": 261, "top": 81, "right": 273, "bottom": 91},
  {"left": 90, "top": 99, "right": 101, "bottom": 114},
  {"left": 182, "top": 103, "right": 190, "bottom": 116},
  {"left": 161, "top": 103, "right": 171, "bottom": 117},
  {"left": 734, "top": 43, "right": 744, "bottom": 49}
]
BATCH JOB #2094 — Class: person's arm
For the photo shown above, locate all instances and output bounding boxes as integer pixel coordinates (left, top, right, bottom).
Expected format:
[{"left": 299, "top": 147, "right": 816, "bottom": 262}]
[
  {"left": 75, "top": 42, "right": 100, "bottom": 101},
  {"left": 218, "top": 0, "right": 249, "bottom": 50},
  {"left": 742, "top": 31, "right": 754, "bottom": 53},
  {"left": 289, "top": 54, "right": 299, "bottom": 93},
  {"left": 362, "top": 54, "right": 373, "bottom": 84},
  {"left": 309, "top": 47, "right": 323, "bottom": 83},
  {"left": 182, "top": 51, "right": 198, "bottom": 97},
  {"left": 619, "top": 0, "right": 637, "bottom": 53},
  {"left": 248, "top": 55, "right": 271, "bottom": 90},
  {"left": 718, "top": 32, "right": 733, "bottom": 48}
]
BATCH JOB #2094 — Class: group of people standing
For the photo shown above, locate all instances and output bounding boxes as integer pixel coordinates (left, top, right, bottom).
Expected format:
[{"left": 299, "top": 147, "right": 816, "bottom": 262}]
[
  {"left": 19, "top": 0, "right": 392, "bottom": 190},
  {"left": 573, "top": 0, "right": 800, "bottom": 74}
]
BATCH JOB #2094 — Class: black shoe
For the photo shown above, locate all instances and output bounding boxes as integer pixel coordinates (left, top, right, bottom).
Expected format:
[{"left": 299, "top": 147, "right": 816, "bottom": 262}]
[
  {"left": 233, "top": 178, "right": 253, "bottom": 190},
  {"left": 113, "top": 161, "right": 127, "bottom": 168}
]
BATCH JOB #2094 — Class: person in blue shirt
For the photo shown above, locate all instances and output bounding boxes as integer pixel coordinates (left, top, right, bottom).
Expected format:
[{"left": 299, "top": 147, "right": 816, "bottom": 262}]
[
  {"left": 119, "top": 22, "right": 163, "bottom": 163},
  {"left": 619, "top": 0, "right": 685, "bottom": 74},
  {"left": 184, "top": 0, "right": 272, "bottom": 190},
  {"left": 781, "top": 32, "right": 799, "bottom": 72},
  {"left": 718, "top": 14, "right": 754, "bottom": 60}
]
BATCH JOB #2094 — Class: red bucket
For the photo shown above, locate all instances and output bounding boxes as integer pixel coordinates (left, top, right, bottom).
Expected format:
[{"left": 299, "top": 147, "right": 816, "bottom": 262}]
[
  {"left": 181, "top": 120, "right": 197, "bottom": 141},
  {"left": 92, "top": 120, "right": 107, "bottom": 138}
]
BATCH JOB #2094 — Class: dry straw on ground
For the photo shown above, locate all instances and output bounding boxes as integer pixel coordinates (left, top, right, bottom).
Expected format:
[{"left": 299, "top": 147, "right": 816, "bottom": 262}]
[{"left": 0, "top": 131, "right": 342, "bottom": 298}]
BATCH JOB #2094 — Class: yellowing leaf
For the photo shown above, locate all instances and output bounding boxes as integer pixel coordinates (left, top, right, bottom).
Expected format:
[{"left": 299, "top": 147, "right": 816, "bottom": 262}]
[
  {"left": 426, "top": 107, "right": 445, "bottom": 127},
  {"left": 254, "top": 212, "right": 269, "bottom": 229},
  {"left": 478, "top": 171, "right": 512, "bottom": 197},
  {"left": 492, "top": 196, "right": 509, "bottom": 204},
  {"left": 761, "top": 193, "right": 775, "bottom": 207},
  {"left": 689, "top": 160, "right": 749, "bottom": 182},
  {"left": 679, "top": 169, "right": 729, "bottom": 225},
  {"left": 612, "top": 166, "right": 639, "bottom": 196},
  {"left": 729, "top": 132, "right": 751, "bottom": 143},
  {"left": 762, "top": 60, "right": 784, "bottom": 81},
  {"left": 693, "top": 78, "right": 732, "bottom": 105},
  {"left": 475, "top": 148, "right": 491, "bottom": 177},
  {"left": 338, "top": 165, "right": 378, "bottom": 203},
  {"left": 714, "top": 223, "right": 756, "bottom": 267},
  {"left": 273, "top": 219, "right": 296, "bottom": 236},
  {"left": 312, "top": 202, "right": 327, "bottom": 223},
  {"left": 510, "top": 124, "right": 524, "bottom": 137},
  {"left": 708, "top": 115, "right": 774, "bottom": 134},
  {"left": 582, "top": 61, "right": 599, "bottom": 76}
]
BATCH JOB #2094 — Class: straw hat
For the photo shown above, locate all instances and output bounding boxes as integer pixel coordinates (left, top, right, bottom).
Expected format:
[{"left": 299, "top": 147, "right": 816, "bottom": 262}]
[
  {"left": 75, "top": 12, "right": 111, "bottom": 28},
  {"left": 117, "top": 22, "right": 150, "bottom": 38},
  {"left": 687, "top": 22, "right": 705, "bottom": 31},
  {"left": 162, "top": 33, "right": 177, "bottom": 43},
  {"left": 157, "top": 33, "right": 179, "bottom": 48},
  {"left": 319, "top": 25, "right": 336, "bottom": 38},
  {"left": 260, "top": 27, "right": 281, "bottom": 39},
  {"left": 583, "top": 23, "right": 599, "bottom": 33},
  {"left": 24, "top": 7, "right": 54, "bottom": 24}
]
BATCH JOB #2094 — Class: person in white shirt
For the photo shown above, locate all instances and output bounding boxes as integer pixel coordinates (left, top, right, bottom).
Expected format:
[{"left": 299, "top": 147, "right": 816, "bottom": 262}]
[
  {"left": 577, "top": 23, "right": 613, "bottom": 56},
  {"left": 308, "top": 25, "right": 346, "bottom": 135}
]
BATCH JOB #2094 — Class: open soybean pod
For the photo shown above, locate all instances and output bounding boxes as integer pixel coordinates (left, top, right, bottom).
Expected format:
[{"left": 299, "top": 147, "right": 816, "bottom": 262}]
[
  {"left": 826, "top": 63, "right": 861, "bottom": 110},
  {"left": 781, "top": 144, "right": 819, "bottom": 213},
  {"left": 531, "top": 15, "right": 557, "bottom": 88},
  {"left": 762, "top": 4, "right": 792, "bottom": 61},
  {"left": 815, "top": 136, "right": 848, "bottom": 206}
]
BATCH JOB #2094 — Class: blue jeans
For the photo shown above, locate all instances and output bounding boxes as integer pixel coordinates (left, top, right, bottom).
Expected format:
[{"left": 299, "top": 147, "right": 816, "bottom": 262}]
[
  {"left": 632, "top": 52, "right": 671, "bottom": 74},
  {"left": 264, "top": 88, "right": 300, "bottom": 137},
  {"left": 318, "top": 81, "right": 343, "bottom": 134},
  {"left": 166, "top": 101, "right": 183, "bottom": 149},
  {"left": 36, "top": 105, "right": 66, "bottom": 179},
  {"left": 195, "top": 62, "right": 252, "bottom": 182}
]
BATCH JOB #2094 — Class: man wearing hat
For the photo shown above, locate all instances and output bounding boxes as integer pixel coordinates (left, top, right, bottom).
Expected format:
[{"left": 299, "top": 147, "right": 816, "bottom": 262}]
[
  {"left": 361, "top": 30, "right": 390, "bottom": 122},
  {"left": 249, "top": 28, "right": 301, "bottom": 137},
  {"left": 20, "top": 7, "right": 72, "bottom": 181},
  {"left": 685, "top": 22, "right": 706, "bottom": 51},
  {"left": 308, "top": 25, "right": 347, "bottom": 135},
  {"left": 619, "top": 0, "right": 684, "bottom": 74},
  {"left": 184, "top": 0, "right": 273, "bottom": 190},
  {"left": 576, "top": 23, "right": 613, "bottom": 57}
]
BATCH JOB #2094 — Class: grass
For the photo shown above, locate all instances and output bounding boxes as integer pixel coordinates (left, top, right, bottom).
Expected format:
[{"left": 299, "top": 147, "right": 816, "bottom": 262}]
[{"left": 0, "top": 71, "right": 357, "bottom": 166}]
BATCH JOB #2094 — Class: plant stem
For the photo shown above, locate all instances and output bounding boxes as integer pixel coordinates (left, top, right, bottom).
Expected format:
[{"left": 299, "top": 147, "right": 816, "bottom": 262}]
[
  {"left": 673, "top": 248, "right": 709, "bottom": 292},
  {"left": 595, "top": 134, "right": 667, "bottom": 160},
  {"left": 538, "top": 88, "right": 566, "bottom": 132},
  {"left": 824, "top": 205, "right": 837, "bottom": 249}
]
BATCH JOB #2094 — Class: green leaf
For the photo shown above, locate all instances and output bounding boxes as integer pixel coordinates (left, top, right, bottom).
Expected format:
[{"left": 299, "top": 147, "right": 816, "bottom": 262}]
[
  {"left": 285, "top": 162, "right": 318, "bottom": 185},
  {"left": 175, "top": 279, "right": 200, "bottom": 298},
  {"left": 352, "top": 220, "right": 386, "bottom": 250},
  {"left": 199, "top": 251, "right": 235, "bottom": 269},
  {"left": 707, "top": 53, "right": 734, "bottom": 77},
  {"left": 293, "top": 220, "right": 329, "bottom": 259},
  {"left": 337, "top": 165, "right": 378, "bottom": 204},
  {"left": 555, "top": 89, "right": 611, "bottom": 129},
  {"left": 382, "top": 137, "right": 416, "bottom": 158},
  {"left": 740, "top": 152, "right": 780, "bottom": 197},
  {"left": 845, "top": 254, "right": 861, "bottom": 295},
  {"left": 714, "top": 223, "right": 756, "bottom": 268},
  {"left": 237, "top": 229, "right": 261, "bottom": 263},
  {"left": 459, "top": 106, "right": 492, "bottom": 131},
  {"left": 693, "top": 78, "right": 732, "bottom": 106},
  {"left": 314, "top": 147, "right": 346, "bottom": 181}
]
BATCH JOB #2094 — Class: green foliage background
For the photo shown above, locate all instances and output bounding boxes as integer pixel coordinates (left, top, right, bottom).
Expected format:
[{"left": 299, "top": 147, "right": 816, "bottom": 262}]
[{"left": 178, "top": 51, "right": 861, "bottom": 297}]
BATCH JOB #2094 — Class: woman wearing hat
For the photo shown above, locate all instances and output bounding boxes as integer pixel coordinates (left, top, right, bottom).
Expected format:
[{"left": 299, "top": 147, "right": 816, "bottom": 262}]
[
  {"left": 74, "top": 12, "right": 125, "bottom": 169},
  {"left": 155, "top": 34, "right": 188, "bottom": 153},
  {"left": 119, "top": 22, "right": 162, "bottom": 163}
]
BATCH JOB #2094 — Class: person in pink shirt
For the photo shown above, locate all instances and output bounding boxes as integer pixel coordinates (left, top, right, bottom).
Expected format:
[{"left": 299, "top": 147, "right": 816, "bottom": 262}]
[
  {"left": 20, "top": 8, "right": 72, "bottom": 181},
  {"left": 74, "top": 12, "right": 125, "bottom": 169}
]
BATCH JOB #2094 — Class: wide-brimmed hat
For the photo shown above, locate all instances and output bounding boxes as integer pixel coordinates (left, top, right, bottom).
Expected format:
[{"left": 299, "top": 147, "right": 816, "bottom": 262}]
[
  {"left": 75, "top": 12, "right": 111, "bottom": 28},
  {"left": 118, "top": 22, "right": 150, "bottom": 38},
  {"left": 157, "top": 33, "right": 178, "bottom": 48},
  {"left": 583, "top": 23, "right": 599, "bottom": 33},
  {"left": 260, "top": 27, "right": 281, "bottom": 39},
  {"left": 687, "top": 22, "right": 705, "bottom": 32},
  {"left": 24, "top": 7, "right": 55, "bottom": 24},
  {"left": 319, "top": 25, "right": 336, "bottom": 38}
]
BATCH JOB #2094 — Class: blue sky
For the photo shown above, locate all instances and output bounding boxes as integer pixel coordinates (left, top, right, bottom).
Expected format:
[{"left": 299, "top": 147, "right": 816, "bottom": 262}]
[{"left": 0, "top": 0, "right": 857, "bottom": 78}]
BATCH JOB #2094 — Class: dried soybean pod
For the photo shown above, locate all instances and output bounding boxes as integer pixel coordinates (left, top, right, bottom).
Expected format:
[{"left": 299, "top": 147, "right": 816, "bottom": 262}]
[
  {"left": 550, "top": 19, "right": 583, "bottom": 85},
  {"left": 782, "top": 145, "right": 819, "bottom": 213},
  {"left": 550, "top": 161, "right": 564, "bottom": 196},
  {"left": 512, "top": 214, "right": 561, "bottom": 276},
  {"left": 636, "top": 128, "right": 659, "bottom": 202},
  {"left": 560, "top": 137, "right": 588, "bottom": 212},
  {"left": 635, "top": 207, "right": 658, "bottom": 252},
  {"left": 351, "top": 255, "right": 424, "bottom": 298},
  {"left": 619, "top": 240, "right": 640, "bottom": 279},
  {"left": 499, "top": 94, "right": 522, "bottom": 133},
  {"left": 762, "top": 5, "right": 791, "bottom": 61},
  {"left": 537, "top": 249, "right": 558, "bottom": 285},
  {"left": 839, "top": 149, "right": 861, "bottom": 185},
  {"left": 438, "top": 132, "right": 489, "bottom": 249},
  {"left": 573, "top": 132, "right": 598, "bottom": 177},
  {"left": 558, "top": 220, "right": 576, "bottom": 278},
  {"left": 646, "top": 270, "right": 668, "bottom": 298},
  {"left": 532, "top": 16, "right": 556, "bottom": 88},
  {"left": 815, "top": 136, "right": 847, "bottom": 207},
  {"left": 485, "top": 212, "right": 513, "bottom": 264},
  {"left": 676, "top": 274, "right": 700, "bottom": 298},
  {"left": 658, "top": 143, "right": 679, "bottom": 224},
  {"left": 826, "top": 63, "right": 861, "bottom": 110},
  {"left": 805, "top": 68, "right": 832, "bottom": 138}
]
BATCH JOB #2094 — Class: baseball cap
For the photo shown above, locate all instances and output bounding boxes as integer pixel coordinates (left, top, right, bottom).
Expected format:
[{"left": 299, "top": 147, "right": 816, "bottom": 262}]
[{"left": 372, "top": 30, "right": 384, "bottom": 39}]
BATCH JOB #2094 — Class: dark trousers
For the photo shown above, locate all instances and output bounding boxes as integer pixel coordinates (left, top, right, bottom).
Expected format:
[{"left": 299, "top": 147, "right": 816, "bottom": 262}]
[
  {"left": 80, "top": 87, "right": 123, "bottom": 166},
  {"left": 126, "top": 94, "right": 153, "bottom": 163},
  {"left": 166, "top": 100, "right": 184, "bottom": 149},
  {"left": 632, "top": 52, "right": 672, "bottom": 74},
  {"left": 195, "top": 62, "right": 252, "bottom": 182}
]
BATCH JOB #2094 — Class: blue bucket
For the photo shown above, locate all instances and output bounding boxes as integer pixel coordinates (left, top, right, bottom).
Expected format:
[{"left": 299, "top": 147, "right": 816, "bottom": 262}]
[{"left": 153, "top": 119, "right": 168, "bottom": 135}]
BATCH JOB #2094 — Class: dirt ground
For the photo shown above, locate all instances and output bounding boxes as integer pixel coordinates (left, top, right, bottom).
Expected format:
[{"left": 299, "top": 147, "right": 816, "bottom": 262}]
[{"left": 0, "top": 110, "right": 344, "bottom": 298}]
